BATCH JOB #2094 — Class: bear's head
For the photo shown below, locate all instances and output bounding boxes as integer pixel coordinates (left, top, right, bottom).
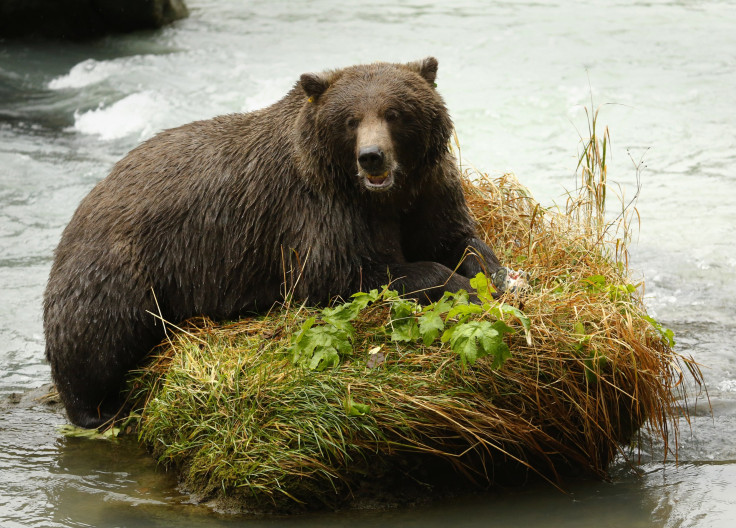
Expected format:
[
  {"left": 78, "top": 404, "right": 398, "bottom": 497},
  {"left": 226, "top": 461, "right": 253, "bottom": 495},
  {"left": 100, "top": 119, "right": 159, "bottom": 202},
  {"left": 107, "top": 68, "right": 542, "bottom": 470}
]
[{"left": 296, "top": 57, "right": 454, "bottom": 195}]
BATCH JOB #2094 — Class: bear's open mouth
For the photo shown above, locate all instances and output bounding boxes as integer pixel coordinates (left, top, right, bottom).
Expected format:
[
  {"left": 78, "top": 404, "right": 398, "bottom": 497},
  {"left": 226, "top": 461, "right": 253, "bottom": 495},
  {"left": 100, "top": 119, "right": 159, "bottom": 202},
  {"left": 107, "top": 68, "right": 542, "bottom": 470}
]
[
  {"left": 362, "top": 170, "right": 394, "bottom": 191},
  {"left": 367, "top": 171, "right": 389, "bottom": 185}
]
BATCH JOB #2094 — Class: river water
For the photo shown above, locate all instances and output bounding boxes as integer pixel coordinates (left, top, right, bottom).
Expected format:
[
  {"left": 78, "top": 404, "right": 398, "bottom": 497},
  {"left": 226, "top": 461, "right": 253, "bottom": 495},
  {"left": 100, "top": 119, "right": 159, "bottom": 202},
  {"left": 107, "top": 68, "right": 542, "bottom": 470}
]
[{"left": 1, "top": 1, "right": 735, "bottom": 526}]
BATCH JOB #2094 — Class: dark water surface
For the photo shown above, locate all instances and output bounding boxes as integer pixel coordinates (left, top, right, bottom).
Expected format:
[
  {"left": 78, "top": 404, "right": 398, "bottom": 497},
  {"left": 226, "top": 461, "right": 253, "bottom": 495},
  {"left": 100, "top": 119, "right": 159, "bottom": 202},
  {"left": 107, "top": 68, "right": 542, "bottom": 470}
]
[{"left": 2, "top": 1, "right": 735, "bottom": 526}]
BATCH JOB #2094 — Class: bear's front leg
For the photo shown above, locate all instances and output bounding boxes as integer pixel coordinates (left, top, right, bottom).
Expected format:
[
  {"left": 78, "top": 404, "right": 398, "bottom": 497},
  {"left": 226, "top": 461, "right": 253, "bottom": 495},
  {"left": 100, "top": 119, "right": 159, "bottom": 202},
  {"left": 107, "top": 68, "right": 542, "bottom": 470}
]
[
  {"left": 362, "top": 260, "right": 473, "bottom": 304},
  {"left": 451, "top": 237, "right": 529, "bottom": 295},
  {"left": 452, "top": 236, "right": 503, "bottom": 278}
]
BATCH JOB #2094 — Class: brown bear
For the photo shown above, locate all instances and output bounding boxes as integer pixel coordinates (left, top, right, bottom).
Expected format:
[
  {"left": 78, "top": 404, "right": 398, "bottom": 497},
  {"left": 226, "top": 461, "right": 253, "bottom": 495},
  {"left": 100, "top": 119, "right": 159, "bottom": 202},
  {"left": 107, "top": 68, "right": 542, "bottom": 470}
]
[{"left": 44, "top": 57, "right": 507, "bottom": 428}]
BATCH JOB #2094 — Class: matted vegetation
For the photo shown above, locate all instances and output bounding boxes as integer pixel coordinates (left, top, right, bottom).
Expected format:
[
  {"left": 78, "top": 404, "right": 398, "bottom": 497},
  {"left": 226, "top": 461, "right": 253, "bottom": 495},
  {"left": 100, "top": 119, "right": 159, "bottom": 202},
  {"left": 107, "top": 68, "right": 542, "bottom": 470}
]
[{"left": 121, "top": 120, "right": 701, "bottom": 512}]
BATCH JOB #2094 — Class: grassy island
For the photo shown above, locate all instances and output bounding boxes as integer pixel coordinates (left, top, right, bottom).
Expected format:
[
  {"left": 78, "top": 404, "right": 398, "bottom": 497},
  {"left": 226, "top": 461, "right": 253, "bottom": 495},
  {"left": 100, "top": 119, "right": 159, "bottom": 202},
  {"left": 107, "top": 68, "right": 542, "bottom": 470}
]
[{"left": 121, "top": 130, "right": 701, "bottom": 512}]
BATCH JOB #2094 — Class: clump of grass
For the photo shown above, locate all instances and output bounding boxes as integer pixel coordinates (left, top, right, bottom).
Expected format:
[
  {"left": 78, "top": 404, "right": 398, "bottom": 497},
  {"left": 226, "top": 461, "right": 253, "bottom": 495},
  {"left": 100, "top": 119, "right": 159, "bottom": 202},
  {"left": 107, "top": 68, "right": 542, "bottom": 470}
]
[{"left": 123, "top": 117, "right": 701, "bottom": 512}]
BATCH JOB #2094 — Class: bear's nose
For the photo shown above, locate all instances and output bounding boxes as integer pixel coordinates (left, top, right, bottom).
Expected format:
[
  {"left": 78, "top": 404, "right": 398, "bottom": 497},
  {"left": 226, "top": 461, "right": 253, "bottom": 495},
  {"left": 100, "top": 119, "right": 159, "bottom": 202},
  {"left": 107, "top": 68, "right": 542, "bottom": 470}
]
[{"left": 358, "top": 146, "right": 385, "bottom": 174}]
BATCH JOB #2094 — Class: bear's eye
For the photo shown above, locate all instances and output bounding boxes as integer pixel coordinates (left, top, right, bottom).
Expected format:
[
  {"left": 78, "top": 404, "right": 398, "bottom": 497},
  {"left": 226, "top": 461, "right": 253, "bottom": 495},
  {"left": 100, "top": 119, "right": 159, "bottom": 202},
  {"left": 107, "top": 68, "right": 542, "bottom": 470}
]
[
  {"left": 346, "top": 117, "right": 360, "bottom": 130},
  {"left": 384, "top": 109, "right": 400, "bottom": 122}
]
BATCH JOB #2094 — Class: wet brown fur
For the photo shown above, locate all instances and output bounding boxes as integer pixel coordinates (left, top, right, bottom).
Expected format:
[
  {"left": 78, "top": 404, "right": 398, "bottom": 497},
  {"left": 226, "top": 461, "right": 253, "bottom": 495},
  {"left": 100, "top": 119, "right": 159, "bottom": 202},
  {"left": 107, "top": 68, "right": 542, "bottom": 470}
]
[{"left": 44, "top": 58, "right": 503, "bottom": 428}]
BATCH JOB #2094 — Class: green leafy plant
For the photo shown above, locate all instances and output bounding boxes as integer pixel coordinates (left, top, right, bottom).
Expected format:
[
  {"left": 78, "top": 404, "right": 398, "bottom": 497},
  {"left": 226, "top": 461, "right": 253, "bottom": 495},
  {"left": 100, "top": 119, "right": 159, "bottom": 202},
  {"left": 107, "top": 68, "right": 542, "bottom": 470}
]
[
  {"left": 389, "top": 297, "right": 420, "bottom": 342},
  {"left": 582, "top": 274, "right": 639, "bottom": 304},
  {"left": 289, "top": 274, "right": 528, "bottom": 372},
  {"left": 343, "top": 395, "right": 371, "bottom": 416},
  {"left": 288, "top": 317, "right": 351, "bottom": 371},
  {"left": 321, "top": 289, "right": 382, "bottom": 334},
  {"left": 289, "top": 289, "right": 382, "bottom": 370},
  {"left": 441, "top": 319, "right": 514, "bottom": 368},
  {"left": 643, "top": 315, "right": 676, "bottom": 348}
]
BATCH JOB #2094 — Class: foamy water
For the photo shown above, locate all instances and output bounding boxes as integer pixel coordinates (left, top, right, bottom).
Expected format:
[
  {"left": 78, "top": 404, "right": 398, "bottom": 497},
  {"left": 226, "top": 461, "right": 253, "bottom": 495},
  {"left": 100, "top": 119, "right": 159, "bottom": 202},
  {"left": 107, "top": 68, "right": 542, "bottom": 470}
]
[{"left": 72, "top": 92, "right": 172, "bottom": 140}]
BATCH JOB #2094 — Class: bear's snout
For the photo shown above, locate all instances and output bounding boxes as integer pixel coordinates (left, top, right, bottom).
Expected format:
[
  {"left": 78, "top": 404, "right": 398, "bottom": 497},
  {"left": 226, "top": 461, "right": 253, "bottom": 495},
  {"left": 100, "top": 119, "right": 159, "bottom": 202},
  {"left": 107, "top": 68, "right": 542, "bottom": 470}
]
[
  {"left": 355, "top": 118, "right": 396, "bottom": 191},
  {"left": 358, "top": 145, "right": 385, "bottom": 174},
  {"left": 357, "top": 144, "right": 395, "bottom": 191}
]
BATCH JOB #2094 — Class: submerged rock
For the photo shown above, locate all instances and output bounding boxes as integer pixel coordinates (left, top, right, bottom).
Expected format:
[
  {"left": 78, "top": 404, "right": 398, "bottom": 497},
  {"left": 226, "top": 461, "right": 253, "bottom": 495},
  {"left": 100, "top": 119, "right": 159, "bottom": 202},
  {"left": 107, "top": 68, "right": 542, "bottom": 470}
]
[{"left": 0, "top": 0, "right": 189, "bottom": 40}]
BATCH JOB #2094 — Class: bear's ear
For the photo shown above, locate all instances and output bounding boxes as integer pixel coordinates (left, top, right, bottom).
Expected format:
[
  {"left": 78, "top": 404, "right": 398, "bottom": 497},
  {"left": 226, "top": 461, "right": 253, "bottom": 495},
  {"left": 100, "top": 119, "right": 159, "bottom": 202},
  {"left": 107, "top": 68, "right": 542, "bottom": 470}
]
[
  {"left": 407, "top": 57, "right": 439, "bottom": 86},
  {"left": 300, "top": 72, "right": 330, "bottom": 102}
]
